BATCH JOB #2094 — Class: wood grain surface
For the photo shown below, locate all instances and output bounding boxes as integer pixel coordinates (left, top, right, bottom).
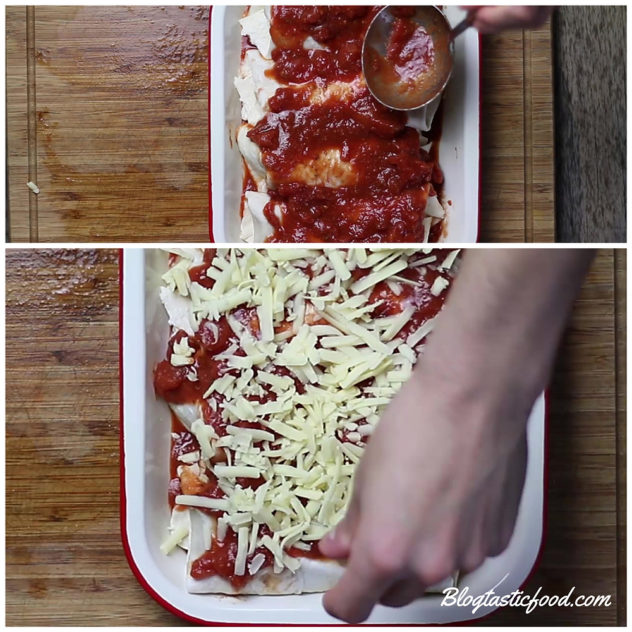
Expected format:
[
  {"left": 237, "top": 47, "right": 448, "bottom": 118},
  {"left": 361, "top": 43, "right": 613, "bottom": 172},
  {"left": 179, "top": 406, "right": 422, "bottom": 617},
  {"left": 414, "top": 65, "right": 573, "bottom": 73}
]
[
  {"left": 479, "top": 26, "right": 555, "bottom": 243},
  {"left": 6, "top": 8, "right": 554, "bottom": 243},
  {"left": 483, "top": 248, "right": 627, "bottom": 626},
  {"left": 5, "top": 248, "right": 625, "bottom": 625},
  {"left": 554, "top": 6, "right": 626, "bottom": 243},
  {"left": 6, "top": 6, "right": 210, "bottom": 243}
]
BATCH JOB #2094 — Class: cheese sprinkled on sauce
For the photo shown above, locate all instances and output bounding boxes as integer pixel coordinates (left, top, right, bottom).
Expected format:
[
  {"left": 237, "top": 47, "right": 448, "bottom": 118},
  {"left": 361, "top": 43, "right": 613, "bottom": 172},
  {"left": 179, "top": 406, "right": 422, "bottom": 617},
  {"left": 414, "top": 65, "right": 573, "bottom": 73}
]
[{"left": 158, "top": 248, "right": 458, "bottom": 579}]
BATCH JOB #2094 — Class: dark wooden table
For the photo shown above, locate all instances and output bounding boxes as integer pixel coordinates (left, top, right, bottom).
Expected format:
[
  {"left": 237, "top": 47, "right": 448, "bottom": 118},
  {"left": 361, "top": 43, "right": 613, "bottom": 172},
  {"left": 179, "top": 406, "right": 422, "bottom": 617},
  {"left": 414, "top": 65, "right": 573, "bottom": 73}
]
[
  {"left": 553, "top": 6, "right": 626, "bottom": 243},
  {"left": 5, "top": 248, "right": 625, "bottom": 625}
]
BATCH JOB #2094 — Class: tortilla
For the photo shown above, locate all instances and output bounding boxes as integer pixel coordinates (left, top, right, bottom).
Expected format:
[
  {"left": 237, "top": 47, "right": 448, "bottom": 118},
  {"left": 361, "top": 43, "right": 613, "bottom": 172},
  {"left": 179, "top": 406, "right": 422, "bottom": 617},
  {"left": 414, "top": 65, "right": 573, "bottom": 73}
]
[
  {"left": 185, "top": 509, "right": 345, "bottom": 595},
  {"left": 155, "top": 247, "right": 460, "bottom": 595}
]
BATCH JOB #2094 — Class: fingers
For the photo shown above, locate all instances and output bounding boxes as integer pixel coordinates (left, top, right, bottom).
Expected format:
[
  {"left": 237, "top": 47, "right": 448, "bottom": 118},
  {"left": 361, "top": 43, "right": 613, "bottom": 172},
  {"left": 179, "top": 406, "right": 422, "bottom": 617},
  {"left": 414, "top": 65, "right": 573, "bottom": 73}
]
[
  {"left": 477, "top": 433, "right": 528, "bottom": 559},
  {"left": 414, "top": 521, "right": 459, "bottom": 587},
  {"left": 380, "top": 579, "right": 425, "bottom": 608},
  {"left": 320, "top": 409, "right": 531, "bottom": 623},
  {"left": 323, "top": 548, "right": 397, "bottom": 623},
  {"left": 492, "top": 435, "right": 528, "bottom": 555},
  {"left": 318, "top": 495, "right": 359, "bottom": 559},
  {"left": 324, "top": 516, "right": 417, "bottom": 622},
  {"left": 455, "top": 432, "right": 528, "bottom": 571},
  {"left": 319, "top": 520, "right": 352, "bottom": 559},
  {"left": 471, "top": 6, "right": 552, "bottom": 34},
  {"left": 458, "top": 502, "right": 488, "bottom": 574}
]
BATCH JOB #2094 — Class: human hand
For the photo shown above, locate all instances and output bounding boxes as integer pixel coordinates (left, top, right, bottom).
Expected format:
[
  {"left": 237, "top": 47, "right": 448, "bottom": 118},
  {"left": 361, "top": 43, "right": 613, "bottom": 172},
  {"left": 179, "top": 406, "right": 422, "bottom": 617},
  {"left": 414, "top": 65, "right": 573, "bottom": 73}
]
[
  {"left": 318, "top": 249, "right": 592, "bottom": 623},
  {"left": 319, "top": 364, "right": 529, "bottom": 623},
  {"left": 464, "top": 6, "right": 552, "bottom": 34}
]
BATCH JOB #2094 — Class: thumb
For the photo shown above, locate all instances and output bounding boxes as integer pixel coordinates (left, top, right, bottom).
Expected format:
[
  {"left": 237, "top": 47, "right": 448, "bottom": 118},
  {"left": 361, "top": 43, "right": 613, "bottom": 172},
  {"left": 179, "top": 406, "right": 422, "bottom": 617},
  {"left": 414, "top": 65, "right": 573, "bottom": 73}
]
[{"left": 319, "top": 504, "right": 359, "bottom": 559}]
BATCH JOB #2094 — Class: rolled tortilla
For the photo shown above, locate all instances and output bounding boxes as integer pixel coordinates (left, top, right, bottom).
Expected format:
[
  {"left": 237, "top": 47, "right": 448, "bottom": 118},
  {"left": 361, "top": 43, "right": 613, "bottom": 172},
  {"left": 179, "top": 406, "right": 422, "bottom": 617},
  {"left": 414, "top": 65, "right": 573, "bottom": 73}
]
[
  {"left": 169, "top": 403, "right": 201, "bottom": 431},
  {"left": 185, "top": 509, "right": 345, "bottom": 595}
]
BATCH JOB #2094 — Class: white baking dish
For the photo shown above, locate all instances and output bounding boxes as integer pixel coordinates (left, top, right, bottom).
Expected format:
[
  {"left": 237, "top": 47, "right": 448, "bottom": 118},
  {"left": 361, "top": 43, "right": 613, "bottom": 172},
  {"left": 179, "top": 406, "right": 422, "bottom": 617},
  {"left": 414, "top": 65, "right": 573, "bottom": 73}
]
[
  {"left": 209, "top": 6, "right": 480, "bottom": 243},
  {"left": 121, "top": 248, "right": 545, "bottom": 624}
]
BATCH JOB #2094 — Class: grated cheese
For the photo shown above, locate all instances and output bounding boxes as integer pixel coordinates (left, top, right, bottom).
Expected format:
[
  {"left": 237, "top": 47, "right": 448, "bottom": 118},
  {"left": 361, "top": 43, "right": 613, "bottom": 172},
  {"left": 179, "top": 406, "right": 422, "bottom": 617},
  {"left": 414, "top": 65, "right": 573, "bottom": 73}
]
[
  {"left": 431, "top": 276, "right": 451, "bottom": 297},
  {"left": 160, "top": 523, "right": 189, "bottom": 555},
  {"left": 159, "top": 247, "right": 459, "bottom": 579},
  {"left": 175, "top": 495, "right": 230, "bottom": 511}
]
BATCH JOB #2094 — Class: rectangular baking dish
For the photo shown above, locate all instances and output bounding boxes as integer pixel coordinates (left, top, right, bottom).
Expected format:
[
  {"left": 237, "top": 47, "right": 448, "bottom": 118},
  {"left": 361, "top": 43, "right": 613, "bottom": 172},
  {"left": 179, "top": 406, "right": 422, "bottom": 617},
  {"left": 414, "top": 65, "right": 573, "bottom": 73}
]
[
  {"left": 121, "top": 248, "right": 545, "bottom": 624},
  {"left": 209, "top": 6, "right": 481, "bottom": 243}
]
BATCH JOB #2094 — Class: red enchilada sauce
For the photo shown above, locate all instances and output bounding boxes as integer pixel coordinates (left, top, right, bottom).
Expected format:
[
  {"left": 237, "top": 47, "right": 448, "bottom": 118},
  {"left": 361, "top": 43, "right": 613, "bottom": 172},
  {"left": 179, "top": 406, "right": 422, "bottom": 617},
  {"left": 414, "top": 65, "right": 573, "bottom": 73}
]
[
  {"left": 243, "top": 6, "right": 444, "bottom": 243},
  {"left": 269, "top": 6, "right": 377, "bottom": 83},
  {"left": 365, "top": 7, "right": 436, "bottom": 92},
  {"left": 385, "top": 9, "right": 435, "bottom": 84},
  {"left": 154, "top": 249, "right": 452, "bottom": 586},
  {"left": 364, "top": 7, "right": 453, "bottom": 111}
]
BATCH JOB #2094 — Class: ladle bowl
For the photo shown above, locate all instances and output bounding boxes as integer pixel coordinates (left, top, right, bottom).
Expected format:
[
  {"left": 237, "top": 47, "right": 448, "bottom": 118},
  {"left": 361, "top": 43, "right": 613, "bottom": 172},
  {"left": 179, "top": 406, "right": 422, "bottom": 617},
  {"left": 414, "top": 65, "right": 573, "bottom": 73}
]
[{"left": 362, "top": 6, "right": 468, "bottom": 111}]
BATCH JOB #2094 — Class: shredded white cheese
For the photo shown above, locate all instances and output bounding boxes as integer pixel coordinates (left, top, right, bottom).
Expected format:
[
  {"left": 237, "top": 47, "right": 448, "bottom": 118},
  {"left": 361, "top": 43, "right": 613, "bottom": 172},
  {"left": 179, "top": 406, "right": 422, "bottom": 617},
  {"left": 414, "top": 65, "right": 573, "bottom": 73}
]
[{"left": 161, "top": 248, "right": 459, "bottom": 579}]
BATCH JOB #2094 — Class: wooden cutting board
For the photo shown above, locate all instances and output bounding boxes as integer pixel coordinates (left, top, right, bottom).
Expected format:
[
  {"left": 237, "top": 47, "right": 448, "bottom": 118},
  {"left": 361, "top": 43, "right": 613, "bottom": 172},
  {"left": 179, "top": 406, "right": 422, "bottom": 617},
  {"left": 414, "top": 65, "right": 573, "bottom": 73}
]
[
  {"left": 5, "top": 249, "right": 624, "bottom": 625},
  {"left": 6, "top": 7, "right": 554, "bottom": 243},
  {"left": 6, "top": 6, "right": 210, "bottom": 242}
]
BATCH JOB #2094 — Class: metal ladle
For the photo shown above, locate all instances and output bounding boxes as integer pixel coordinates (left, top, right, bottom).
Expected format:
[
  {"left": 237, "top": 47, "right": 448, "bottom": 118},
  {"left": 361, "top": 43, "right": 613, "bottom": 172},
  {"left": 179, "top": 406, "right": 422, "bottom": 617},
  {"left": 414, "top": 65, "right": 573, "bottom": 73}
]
[{"left": 362, "top": 6, "right": 474, "bottom": 111}]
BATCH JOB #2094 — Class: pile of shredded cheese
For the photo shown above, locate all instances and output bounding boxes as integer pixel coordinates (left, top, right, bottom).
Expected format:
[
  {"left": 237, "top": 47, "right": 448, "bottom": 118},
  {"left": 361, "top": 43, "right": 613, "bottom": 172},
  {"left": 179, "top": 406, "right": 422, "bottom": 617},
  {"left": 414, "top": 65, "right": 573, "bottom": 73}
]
[{"left": 160, "top": 248, "right": 459, "bottom": 578}]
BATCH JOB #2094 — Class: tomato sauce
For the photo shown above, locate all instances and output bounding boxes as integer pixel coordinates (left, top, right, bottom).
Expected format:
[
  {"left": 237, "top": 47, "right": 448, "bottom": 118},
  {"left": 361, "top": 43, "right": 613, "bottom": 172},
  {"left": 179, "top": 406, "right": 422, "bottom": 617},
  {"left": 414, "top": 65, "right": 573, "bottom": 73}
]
[
  {"left": 190, "top": 527, "right": 270, "bottom": 588},
  {"left": 368, "top": 264, "right": 447, "bottom": 340},
  {"left": 242, "top": 6, "right": 445, "bottom": 243},
  {"left": 240, "top": 170, "right": 257, "bottom": 220},
  {"left": 269, "top": 6, "right": 378, "bottom": 83},
  {"left": 386, "top": 15, "right": 435, "bottom": 84},
  {"left": 190, "top": 523, "right": 324, "bottom": 587},
  {"left": 169, "top": 412, "right": 227, "bottom": 509},
  {"left": 364, "top": 7, "right": 453, "bottom": 111},
  {"left": 153, "top": 347, "right": 222, "bottom": 405},
  {"left": 188, "top": 250, "right": 216, "bottom": 288}
]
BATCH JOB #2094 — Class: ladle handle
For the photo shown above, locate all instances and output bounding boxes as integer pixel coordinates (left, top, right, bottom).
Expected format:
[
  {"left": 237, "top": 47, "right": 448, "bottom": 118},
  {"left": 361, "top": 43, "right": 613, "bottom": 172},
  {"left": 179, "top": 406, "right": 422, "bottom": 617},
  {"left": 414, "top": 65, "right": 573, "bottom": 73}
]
[{"left": 449, "top": 12, "right": 475, "bottom": 41}]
